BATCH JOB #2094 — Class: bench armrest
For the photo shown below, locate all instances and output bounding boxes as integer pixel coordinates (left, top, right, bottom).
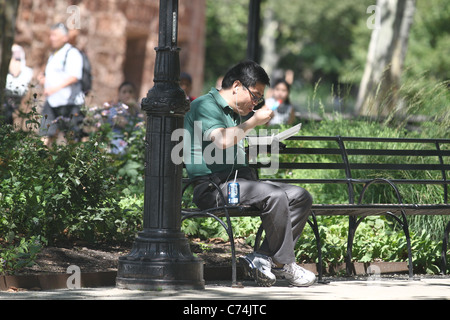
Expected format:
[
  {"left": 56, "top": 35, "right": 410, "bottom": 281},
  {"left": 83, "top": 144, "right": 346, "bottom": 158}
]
[{"left": 358, "top": 178, "right": 404, "bottom": 205}]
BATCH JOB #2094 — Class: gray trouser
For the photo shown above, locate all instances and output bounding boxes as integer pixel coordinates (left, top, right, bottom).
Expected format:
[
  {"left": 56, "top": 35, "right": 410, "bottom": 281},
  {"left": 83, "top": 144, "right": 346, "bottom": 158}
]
[
  {"left": 194, "top": 178, "right": 313, "bottom": 264},
  {"left": 40, "top": 101, "right": 84, "bottom": 140}
]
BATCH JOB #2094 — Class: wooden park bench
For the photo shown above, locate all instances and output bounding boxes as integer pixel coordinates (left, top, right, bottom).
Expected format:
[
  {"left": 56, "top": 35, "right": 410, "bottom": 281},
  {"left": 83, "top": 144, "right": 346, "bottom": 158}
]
[{"left": 181, "top": 135, "right": 450, "bottom": 286}]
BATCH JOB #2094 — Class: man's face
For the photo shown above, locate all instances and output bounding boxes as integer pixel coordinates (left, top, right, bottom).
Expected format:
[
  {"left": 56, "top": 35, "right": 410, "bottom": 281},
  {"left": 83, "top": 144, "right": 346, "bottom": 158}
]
[
  {"left": 235, "top": 82, "right": 265, "bottom": 116},
  {"left": 118, "top": 84, "right": 136, "bottom": 105},
  {"left": 180, "top": 79, "right": 192, "bottom": 96},
  {"left": 49, "top": 29, "right": 68, "bottom": 50}
]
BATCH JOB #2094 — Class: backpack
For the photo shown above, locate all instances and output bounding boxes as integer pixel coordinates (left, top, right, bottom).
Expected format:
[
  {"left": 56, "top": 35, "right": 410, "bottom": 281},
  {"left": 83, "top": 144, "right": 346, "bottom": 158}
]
[{"left": 63, "top": 47, "right": 93, "bottom": 95}]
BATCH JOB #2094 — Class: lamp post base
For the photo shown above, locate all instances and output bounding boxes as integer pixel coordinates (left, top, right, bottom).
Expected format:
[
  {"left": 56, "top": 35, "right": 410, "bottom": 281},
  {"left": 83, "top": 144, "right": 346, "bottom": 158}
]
[{"left": 116, "top": 231, "right": 205, "bottom": 290}]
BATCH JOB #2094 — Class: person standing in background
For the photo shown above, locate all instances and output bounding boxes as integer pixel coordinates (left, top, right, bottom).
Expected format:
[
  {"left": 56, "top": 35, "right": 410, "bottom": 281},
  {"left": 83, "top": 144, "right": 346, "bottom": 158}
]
[
  {"left": 106, "top": 81, "right": 144, "bottom": 154},
  {"left": 2, "top": 44, "right": 33, "bottom": 126},
  {"left": 266, "top": 78, "right": 296, "bottom": 126},
  {"left": 180, "top": 72, "right": 196, "bottom": 102},
  {"left": 39, "top": 23, "right": 85, "bottom": 146}
]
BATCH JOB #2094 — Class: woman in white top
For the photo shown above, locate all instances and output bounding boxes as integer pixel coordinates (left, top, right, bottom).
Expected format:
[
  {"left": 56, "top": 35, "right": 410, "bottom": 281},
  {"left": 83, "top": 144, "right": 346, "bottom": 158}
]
[
  {"left": 266, "top": 78, "right": 296, "bottom": 126},
  {"left": 3, "top": 44, "right": 33, "bottom": 125}
]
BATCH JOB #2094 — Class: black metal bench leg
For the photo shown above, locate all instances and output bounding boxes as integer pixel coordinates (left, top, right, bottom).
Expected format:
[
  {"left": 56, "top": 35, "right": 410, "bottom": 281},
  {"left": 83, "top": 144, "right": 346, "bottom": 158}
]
[
  {"left": 387, "top": 211, "right": 414, "bottom": 280},
  {"left": 402, "top": 222, "right": 414, "bottom": 280},
  {"left": 403, "top": 220, "right": 414, "bottom": 280},
  {"left": 207, "top": 180, "right": 239, "bottom": 287},
  {"left": 223, "top": 212, "right": 238, "bottom": 287},
  {"left": 254, "top": 224, "right": 264, "bottom": 252},
  {"left": 441, "top": 220, "right": 450, "bottom": 275},
  {"left": 181, "top": 209, "right": 238, "bottom": 287},
  {"left": 307, "top": 211, "right": 328, "bottom": 283},
  {"left": 346, "top": 216, "right": 358, "bottom": 276}
]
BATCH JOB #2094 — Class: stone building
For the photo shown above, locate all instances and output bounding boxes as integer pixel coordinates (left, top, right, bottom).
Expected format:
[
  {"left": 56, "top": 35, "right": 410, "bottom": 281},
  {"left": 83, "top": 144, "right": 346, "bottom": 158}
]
[{"left": 14, "top": 0, "right": 206, "bottom": 106}]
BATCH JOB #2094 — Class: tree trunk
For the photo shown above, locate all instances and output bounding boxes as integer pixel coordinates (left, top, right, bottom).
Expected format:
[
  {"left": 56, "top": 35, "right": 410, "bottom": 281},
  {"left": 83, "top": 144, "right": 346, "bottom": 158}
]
[
  {"left": 260, "top": 6, "right": 280, "bottom": 79},
  {"left": 0, "top": 0, "right": 20, "bottom": 106},
  {"left": 355, "top": 0, "right": 416, "bottom": 117}
]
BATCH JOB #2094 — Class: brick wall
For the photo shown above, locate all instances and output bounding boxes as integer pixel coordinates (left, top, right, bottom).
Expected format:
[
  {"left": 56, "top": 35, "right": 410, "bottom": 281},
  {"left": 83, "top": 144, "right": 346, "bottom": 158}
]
[{"left": 14, "top": 0, "right": 206, "bottom": 107}]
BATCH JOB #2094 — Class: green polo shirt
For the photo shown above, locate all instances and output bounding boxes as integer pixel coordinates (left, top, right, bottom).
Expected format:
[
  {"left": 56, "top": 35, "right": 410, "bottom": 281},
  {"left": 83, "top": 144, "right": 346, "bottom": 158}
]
[{"left": 184, "top": 88, "right": 248, "bottom": 179}]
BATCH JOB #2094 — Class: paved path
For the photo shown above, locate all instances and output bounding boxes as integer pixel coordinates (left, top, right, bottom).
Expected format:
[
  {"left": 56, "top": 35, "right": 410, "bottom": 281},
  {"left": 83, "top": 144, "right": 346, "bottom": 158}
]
[{"left": 1, "top": 277, "right": 449, "bottom": 300}]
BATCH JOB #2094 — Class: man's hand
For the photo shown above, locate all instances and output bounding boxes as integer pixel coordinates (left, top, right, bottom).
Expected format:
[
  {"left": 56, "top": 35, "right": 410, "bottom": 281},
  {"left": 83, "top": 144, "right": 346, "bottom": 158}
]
[
  {"left": 252, "top": 105, "right": 274, "bottom": 126},
  {"left": 210, "top": 105, "right": 274, "bottom": 150}
]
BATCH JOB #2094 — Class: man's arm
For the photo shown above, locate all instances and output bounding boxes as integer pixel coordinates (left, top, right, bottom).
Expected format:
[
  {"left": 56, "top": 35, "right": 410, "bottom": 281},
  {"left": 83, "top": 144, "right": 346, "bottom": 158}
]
[
  {"left": 209, "top": 106, "right": 273, "bottom": 149},
  {"left": 44, "top": 76, "right": 78, "bottom": 96}
]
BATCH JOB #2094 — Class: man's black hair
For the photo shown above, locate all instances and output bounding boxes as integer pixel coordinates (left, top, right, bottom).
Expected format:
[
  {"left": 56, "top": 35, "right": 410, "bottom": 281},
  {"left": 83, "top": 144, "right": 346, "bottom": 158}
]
[
  {"left": 51, "top": 22, "right": 69, "bottom": 35},
  {"left": 221, "top": 60, "right": 270, "bottom": 89}
]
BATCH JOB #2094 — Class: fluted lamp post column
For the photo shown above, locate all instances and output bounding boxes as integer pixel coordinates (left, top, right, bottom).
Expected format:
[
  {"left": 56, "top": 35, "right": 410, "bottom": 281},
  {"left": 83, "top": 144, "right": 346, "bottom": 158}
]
[{"left": 116, "top": 0, "right": 204, "bottom": 290}]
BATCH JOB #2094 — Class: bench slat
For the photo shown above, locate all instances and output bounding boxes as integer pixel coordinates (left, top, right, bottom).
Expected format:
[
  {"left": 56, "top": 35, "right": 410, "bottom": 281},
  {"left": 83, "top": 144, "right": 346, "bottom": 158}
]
[
  {"left": 257, "top": 162, "right": 450, "bottom": 171},
  {"left": 257, "top": 178, "right": 450, "bottom": 185},
  {"left": 182, "top": 204, "right": 450, "bottom": 218},
  {"left": 281, "top": 148, "right": 450, "bottom": 157},
  {"left": 311, "top": 204, "right": 450, "bottom": 216}
]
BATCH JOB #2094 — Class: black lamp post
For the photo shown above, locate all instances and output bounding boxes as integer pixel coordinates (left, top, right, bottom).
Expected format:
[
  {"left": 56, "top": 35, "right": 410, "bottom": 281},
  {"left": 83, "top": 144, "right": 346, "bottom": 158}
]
[
  {"left": 116, "top": 0, "right": 204, "bottom": 290},
  {"left": 247, "top": 0, "right": 261, "bottom": 62}
]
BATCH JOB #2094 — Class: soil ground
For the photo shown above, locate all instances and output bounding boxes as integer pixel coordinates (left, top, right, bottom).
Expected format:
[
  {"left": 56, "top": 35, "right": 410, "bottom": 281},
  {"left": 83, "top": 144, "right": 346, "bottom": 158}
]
[{"left": 15, "top": 238, "right": 254, "bottom": 275}]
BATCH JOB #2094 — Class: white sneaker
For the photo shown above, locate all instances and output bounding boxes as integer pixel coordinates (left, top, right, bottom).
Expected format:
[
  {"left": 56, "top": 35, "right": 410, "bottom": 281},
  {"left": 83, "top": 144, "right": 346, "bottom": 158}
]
[
  {"left": 272, "top": 262, "right": 316, "bottom": 287},
  {"left": 239, "top": 253, "right": 277, "bottom": 287}
]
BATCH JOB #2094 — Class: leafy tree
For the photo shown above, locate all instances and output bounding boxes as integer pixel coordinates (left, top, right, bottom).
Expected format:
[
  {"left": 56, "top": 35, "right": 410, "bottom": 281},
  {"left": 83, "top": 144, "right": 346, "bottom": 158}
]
[
  {"left": 204, "top": 0, "right": 372, "bottom": 95},
  {"left": 341, "top": 0, "right": 450, "bottom": 117},
  {"left": 204, "top": 0, "right": 249, "bottom": 84},
  {"left": 405, "top": 0, "right": 450, "bottom": 82},
  {"left": 261, "top": 0, "right": 372, "bottom": 84},
  {"left": 355, "top": 0, "right": 417, "bottom": 116},
  {"left": 0, "top": 0, "right": 20, "bottom": 107}
]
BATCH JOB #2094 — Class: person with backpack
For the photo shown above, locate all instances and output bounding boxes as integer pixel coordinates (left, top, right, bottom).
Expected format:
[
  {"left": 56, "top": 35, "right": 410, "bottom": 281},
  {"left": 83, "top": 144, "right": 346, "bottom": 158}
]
[{"left": 39, "top": 23, "right": 87, "bottom": 146}]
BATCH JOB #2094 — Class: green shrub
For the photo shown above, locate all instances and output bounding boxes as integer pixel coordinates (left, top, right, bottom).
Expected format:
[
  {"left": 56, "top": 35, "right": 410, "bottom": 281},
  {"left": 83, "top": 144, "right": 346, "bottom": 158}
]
[
  {"left": 0, "top": 236, "right": 44, "bottom": 275},
  {"left": 0, "top": 119, "right": 139, "bottom": 244}
]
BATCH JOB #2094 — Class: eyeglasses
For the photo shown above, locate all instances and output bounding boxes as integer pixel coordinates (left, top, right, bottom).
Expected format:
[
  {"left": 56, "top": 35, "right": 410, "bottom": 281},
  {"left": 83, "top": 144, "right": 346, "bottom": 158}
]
[{"left": 242, "top": 84, "right": 264, "bottom": 106}]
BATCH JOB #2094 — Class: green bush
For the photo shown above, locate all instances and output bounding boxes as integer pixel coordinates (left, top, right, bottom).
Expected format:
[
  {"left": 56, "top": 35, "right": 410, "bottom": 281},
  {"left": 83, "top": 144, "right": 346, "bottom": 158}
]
[
  {"left": 1, "top": 128, "right": 110, "bottom": 242},
  {"left": 0, "top": 236, "right": 43, "bottom": 275},
  {"left": 0, "top": 109, "right": 145, "bottom": 246}
]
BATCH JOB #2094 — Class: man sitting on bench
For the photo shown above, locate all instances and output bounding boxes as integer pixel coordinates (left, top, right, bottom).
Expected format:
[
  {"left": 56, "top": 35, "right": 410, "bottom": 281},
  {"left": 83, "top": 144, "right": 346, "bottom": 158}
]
[{"left": 183, "top": 60, "right": 315, "bottom": 287}]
